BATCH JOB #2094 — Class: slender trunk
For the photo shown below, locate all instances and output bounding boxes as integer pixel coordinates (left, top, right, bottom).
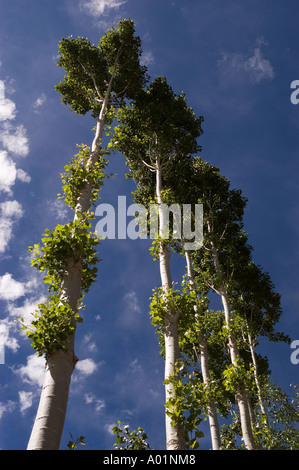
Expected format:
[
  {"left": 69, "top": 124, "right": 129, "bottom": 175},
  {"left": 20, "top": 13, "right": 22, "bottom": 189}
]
[
  {"left": 185, "top": 249, "right": 221, "bottom": 450},
  {"left": 156, "top": 155, "right": 186, "bottom": 450},
  {"left": 247, "top": 328, "right": 268, "bottom": 422},
  {"left": 220, "top": 286, "right": 258, "bottom": 450},
  {"left": 27, "top": 81, "right": 111, "bottom": 450},
  {"left": 207, "top": 232, "right": 258, "bottom": 450},
  {"left": 27, "top": 256, "right": 82, "bottom": 450}
]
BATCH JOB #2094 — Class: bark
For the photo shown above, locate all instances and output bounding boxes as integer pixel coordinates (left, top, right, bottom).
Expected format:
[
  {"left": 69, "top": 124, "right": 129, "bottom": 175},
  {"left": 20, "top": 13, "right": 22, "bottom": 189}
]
[
  {"left": 220, "top": 285, "right": 258, "bottom": 450},
  {"left": 185, "top": 249, "right": 221, "bottom": 450},
  {"left": 156, "top": 155, "right": 186, "bottom": 450},
  {"left": 27, "top": 75, "right": 112, "bottom": 450},
  {"left": 27, "top": 257, "right": 82, "bottom": 450},
  {"left": 206, "top": 233, "right": 258, "bottom": 450},
  {"left": 26, "top": 348, "right": 77, "bottom": 450},
  {"left": 247, "top": 328, "right": 268, "bottom": 422}
]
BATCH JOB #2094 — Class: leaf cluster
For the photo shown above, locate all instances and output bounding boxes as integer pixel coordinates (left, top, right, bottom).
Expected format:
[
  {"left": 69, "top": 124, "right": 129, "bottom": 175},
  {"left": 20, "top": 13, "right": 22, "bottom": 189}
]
[
  {"left": 55, "top": 19, "right": 147, "bottom": 118},
  {"left": 58, "top": 144, "right": 107, "bottom": 210},
  {"left": 113, "top": 421, "right": 151, "bottom": 450},
  {"left": 29, "top": 216, "right": 99, "bottom": 295},
  {"left": 21, "top": 296, "right": 82, "bottom": 356}
]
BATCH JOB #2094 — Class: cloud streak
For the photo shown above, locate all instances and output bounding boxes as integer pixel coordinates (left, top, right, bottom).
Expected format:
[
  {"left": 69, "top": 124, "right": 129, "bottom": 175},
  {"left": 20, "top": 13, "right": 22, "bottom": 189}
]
[
  {"left": 218, "top": 45, "right": 275, "bottom": 85},
  {"left": 81, "top": 0, "right": 126, "bottom": 17}
]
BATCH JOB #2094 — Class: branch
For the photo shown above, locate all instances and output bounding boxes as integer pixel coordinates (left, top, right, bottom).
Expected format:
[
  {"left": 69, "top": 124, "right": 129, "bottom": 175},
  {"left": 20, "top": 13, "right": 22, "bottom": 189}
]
[
  {"left": 78, "top": 60, "right": 104, "bottom": 101},
  {"left": 139, "top": 153, "right": 156, "bottom": 172}
]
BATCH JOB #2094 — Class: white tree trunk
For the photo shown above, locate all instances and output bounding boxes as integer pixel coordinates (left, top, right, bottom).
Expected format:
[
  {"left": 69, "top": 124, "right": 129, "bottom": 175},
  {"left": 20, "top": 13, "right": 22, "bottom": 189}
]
[
  {"left": 156, "top": 156, "right": 186, "bottom": 450},
  {"left": 27, "top": 256, "right": 82, "bottom": 450},
  {"left": 220, "top": 287, "right": 258, "bottom": 450},
  {"left": 27, "top": 86, "right": 110, "bottom": 450},
  {"left": 185, "top": 249, "right": 221, "bottom": 450}
]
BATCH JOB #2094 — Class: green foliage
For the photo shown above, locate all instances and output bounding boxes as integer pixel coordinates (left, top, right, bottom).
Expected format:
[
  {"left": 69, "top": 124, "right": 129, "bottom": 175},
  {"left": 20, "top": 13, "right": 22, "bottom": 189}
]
[
  {"left": 223, "top": 359, "right": 255, "bottom": 393},
  {"left": 67, "top": 433, "right": 87, "bottom": 450},
  {"left": 111, "top": 76, "right": 203, "bottom": 195},
  {"left": 164, "top": 364, "right": 204, "bottom": 449},
  {"left": 28, "top": 216, "right": 100, "bottom": 295},
  {"left": 113, "top": 421, "right": 151, "bottom": 450},
  {"left": 255, "top": 382, "right": 299, "bottom": 450},
  {"left": 21, "top": 296, "right": 82, "bottom": 356},
  {"left": 55, "top": 19, "right": 147, "bottom": 118},
  {"left": 58, "top": 144, "right": 107, "bottom": 210}
]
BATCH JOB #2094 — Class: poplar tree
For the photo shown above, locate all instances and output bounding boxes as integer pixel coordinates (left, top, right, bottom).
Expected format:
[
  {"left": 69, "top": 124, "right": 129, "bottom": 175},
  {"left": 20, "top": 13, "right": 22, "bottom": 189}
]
[
  {"left": 24, "top": 20, "right": 147, "bottom": 450},
  {"left": 111, "top": 76, "right": 203, "bottom": 449},
  {"left": 188, "top": 157, "right": 292, "bottom": 449},
  {"left": 188, "top": 158, "right": 260, "bottom": 449}
]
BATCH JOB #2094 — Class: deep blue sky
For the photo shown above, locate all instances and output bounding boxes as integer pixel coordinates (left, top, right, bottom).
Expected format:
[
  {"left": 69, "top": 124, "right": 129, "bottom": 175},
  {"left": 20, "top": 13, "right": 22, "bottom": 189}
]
[{"left": 0, "top": 0, "right": 298, "bottom": 450}]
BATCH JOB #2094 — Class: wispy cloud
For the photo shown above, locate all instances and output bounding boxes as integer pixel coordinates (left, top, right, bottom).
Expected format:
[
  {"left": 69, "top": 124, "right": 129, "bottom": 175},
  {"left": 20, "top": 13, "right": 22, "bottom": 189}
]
[
  {"left": 0, "top": 400, "right": 16, "bottom": 420},
  {"left": 0, "top": 150, "right": 17, "bottom": 195},
  {"left": 19, "top": 390, "right": 34, "bottom": 414},
  {"left": 0, "top": 122, "right": 29, "bottom": 157},
  {"left": 0, "top": 273, "right": 26, "bottom": 301},
  {"left": 84, "top": 392, "right": 105, "bottom": 413},
  {"left": 0, "top": 77, "right": 31, "bottom": 260},
  {"left": 218, "top": 40, "right": 275, "bottom": 85},
  {"left": 80, "top": 0, "right": 126, "bottom": 17},
  {"left": 141, "top": 51, "right": 155, "bottom": 67},
  {"left": 118, "top": 291, "right": 143, "bottom": 329},
  {"left": 32, "top": 93, "right": 46, "bottom": 114},
  {"left": 0, "top": 80, "right": 16, "bottom": 121},
  {"left": 48, "top": 199, "right": 70, "bottom": 221},
  {"left": 14, "top": 354, "right": 45, "bottom": 388},
  {"left": 75, "top": 358, "right": 99, "bottom": 376}
]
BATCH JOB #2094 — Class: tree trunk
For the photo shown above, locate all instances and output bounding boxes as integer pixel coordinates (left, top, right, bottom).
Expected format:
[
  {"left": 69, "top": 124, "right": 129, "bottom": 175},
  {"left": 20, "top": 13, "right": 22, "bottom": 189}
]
[
  {"left": 220, "top": 289, "right": 258, "bottom": 450},
  {"left": 156, "top": 156, "right": 186, "bottom": 450},
  {"left": 247, "top": 328, "right": 268, "bottom": 421},
  {"left": 185, "top": 249, "right": 221, "bottom": 450},
  {"left": 207, "top": 234, "right": 258, "bottom": 450},
  {"left": 27, "top": 87, "right": 109, "bottom": 450}
]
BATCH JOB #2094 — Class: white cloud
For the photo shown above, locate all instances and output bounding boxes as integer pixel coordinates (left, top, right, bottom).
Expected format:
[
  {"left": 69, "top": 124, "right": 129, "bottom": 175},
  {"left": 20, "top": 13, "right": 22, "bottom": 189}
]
[
  {"left": 0, "top": 200, "right": 23, "bottom": 219},
  {"left": 0, "top": 273, "right": 25, "bottom": 301},
  {"left": 118, "top": 291, "right": 143, "bottom": 329},
  {"left": 81, "top": 0, "right": 126, "bottom": 17},
  {"left": 15, "top": 354, "right": 45, "bottom": 387},
  {"left": 0, "top": 200, "right": 24, "bottom": 253},
  {"left": 124, "top": 291, "right": 141, "bottom": 313},
  {"left": 0, "top": 150, "right": 17, "bottom": 194},
  {"left": 218, "top": 45, "right": 274, "bottom": 85},
  {"left": 0, "top": 80, "right": 16, "bottom": 121},
  {"left": 141, "top": 51, "right": 155, "bottom": 67},
  {"left": 84, "top": 392, "right": 105, "bottom": 413},
  {"left": 0, "top": 400, "right": 16, "bottom": 420},
  {"left": 0, "top": 319, "right": 19, "bottom": 353},
  {"left": 75, "top": 358, "right": 99, "bottom": 376},
  {"left": 16, "top": 168, "right": 31, "bottom": 183},
  {"left": 244, "top": 47, "right": 274, "bottom": 83},
  {"left": 0, "top": 123, "right": 29, "bottom": 157},
  {"left": 0, "top": 218, "right": 15, "bottom": 253},
  {"left": 49, "top": 199, "right": 70, "bottom": 220},
  {"left": 19, "top": 390, "right": 33, "bottom": 414},
  {"left": 32, "top": 93, "right": 46, "bottom": 113},
  {"left": 82, "top": 332, "right": 98, "bottom": 353}
]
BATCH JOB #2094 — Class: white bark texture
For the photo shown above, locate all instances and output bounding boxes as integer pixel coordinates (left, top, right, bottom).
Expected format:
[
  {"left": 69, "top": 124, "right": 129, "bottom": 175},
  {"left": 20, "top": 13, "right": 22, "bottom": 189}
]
[
  {"left": 27, "top": 91, "right": 108, "bottom": 450},
  {"left": 185, "top": 249, "right": 221, "bottom": 450},
  {"left": 220, "top": 286, "right": 258, "bottom": 450},
  {"left": 156, "top": 158, "right": 186, "bottom": 450}
]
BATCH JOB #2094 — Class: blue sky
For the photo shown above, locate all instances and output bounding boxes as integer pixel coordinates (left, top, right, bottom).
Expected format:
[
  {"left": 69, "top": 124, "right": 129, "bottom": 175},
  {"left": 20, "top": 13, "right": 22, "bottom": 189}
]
[{"left": 0, "top": 0, "right": 298, "bottom": 450}]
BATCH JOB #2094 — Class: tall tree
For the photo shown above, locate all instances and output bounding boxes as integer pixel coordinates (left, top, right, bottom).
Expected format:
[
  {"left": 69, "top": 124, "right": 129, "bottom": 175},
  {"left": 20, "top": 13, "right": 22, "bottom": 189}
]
[
  {"left": 25, "top": 20, "right": 147, "bottom": 450},
  {"left": 189, "top": 158, "right": 260, "bottom": 449},
  {"left": 111, "top": 76, "right": 203, "bottom": 449}
]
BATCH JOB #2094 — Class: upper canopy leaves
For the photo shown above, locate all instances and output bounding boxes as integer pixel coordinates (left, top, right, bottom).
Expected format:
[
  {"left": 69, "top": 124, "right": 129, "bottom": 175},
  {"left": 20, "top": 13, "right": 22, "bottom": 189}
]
[
  {"left": 55, "top": 19, "right": 147, "bottom": 118},
  {"left": 111, "top": 76, "right": 204, "bottom": 200}
]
